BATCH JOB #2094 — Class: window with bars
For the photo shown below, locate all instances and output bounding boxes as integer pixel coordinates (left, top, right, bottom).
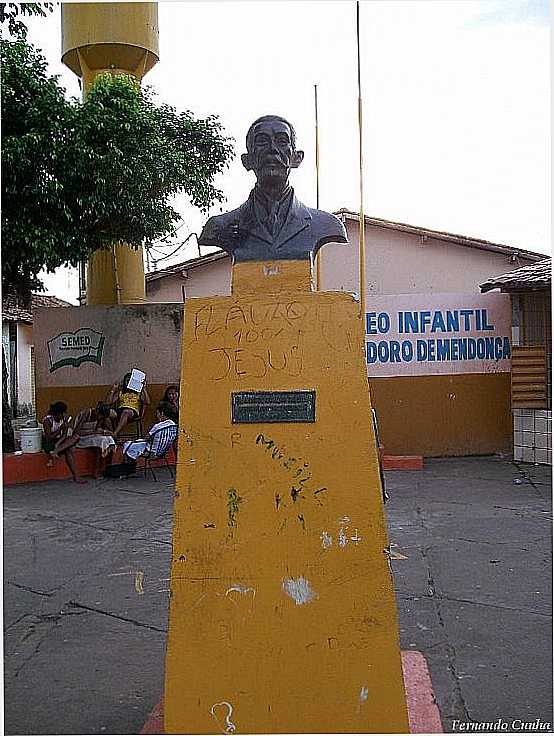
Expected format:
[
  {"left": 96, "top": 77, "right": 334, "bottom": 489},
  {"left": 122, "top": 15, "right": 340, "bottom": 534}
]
[{"left": 511, "top": 290, "right": 551, "bottom": 409}]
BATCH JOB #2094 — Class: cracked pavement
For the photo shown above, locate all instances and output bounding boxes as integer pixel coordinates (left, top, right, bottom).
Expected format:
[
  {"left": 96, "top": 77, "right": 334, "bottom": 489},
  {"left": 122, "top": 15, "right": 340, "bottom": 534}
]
[
  {"left": 3, "top": 457, "right": 552, "bottom": 734},
  {"left": 4, "top": 474, "right": 174, "bottom": 735},
  {"left": 388, "top": 457, "right": 552, "bottom": 731}
]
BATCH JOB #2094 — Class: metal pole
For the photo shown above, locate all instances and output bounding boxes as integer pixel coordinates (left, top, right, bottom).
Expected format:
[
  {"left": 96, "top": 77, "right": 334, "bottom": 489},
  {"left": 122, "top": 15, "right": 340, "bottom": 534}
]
[
  {"left": 314, "top": 84, "right": 320, "bottom": 209},
  {"left": 314, "top": 83, "right": 321, "bottom": 291},
  {"left": 356, "top": 1, "right": 366, "bottom": 320}
]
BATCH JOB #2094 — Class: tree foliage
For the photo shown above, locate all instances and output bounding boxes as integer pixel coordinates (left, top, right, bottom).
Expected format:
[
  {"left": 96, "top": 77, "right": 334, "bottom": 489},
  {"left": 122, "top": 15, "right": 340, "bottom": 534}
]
[
  {"left": 1, "top": 20, "right": 234, "bottom": 298},
  {"left": 68, "top": 73, "right": 233, "bottom": 250},
  {"left": 1, "top": 37, "right": 78, "bottom": 296},
  {"left": 0, "top": 3, "right": 53, "bottom": 39}
]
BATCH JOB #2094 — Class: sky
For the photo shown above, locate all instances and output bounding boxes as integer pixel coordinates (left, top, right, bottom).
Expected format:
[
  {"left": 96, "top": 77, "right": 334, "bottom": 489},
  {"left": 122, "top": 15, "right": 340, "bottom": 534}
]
[{"left": 25, "top": 0, "right": 551, "bottom": 304}]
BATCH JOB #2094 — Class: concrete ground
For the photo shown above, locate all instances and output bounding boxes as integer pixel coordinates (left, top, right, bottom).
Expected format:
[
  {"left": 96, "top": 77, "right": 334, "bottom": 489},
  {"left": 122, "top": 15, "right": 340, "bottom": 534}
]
[{"left": 3, "top": 457, "right": 552, "bottom": 735}]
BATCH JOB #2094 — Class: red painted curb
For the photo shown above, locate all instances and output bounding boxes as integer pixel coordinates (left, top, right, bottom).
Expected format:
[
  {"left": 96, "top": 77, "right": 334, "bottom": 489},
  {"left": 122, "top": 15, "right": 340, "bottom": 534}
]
[
  {"left": 141, "top": 701, "right": 164, "bottom": 735},
  {"left": 383, "top": 455, "right": 424, "bottom": 471},
  {"left": 402, "top": 650, "right": 443, "bottom": 733},
  {"left": 140, "top": 651, "right": 442, "bottom": 734},
  {"left": 3, "top": 446, "right": 176, "bottom": 485},
  {"left": 3, "top": 448, "right": 97, "bottom": 484},
  {"left": 4, "top": 451, "right": 421, "bottom": 484}
]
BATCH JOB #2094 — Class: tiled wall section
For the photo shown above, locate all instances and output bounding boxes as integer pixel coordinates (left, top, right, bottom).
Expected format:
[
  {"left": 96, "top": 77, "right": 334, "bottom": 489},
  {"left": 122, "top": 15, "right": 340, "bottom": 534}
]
[{"left": 513, "top": 409, "right": 552, "bottom": 465}]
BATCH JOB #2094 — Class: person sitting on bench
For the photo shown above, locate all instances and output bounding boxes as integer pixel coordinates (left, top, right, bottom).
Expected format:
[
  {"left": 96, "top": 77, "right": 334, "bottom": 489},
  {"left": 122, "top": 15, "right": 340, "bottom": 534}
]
[
  {"left": 42, "top": 401, "right": 86, "bottom": 483},
  {"left": 122, "top": 401, "right": 176, "bottom": 464},
  {"left": 50, "top": 402, "right": 116, "bottom": 479},
  {"left": 106, "top": 372, "right": 150, "bottom": 439}
]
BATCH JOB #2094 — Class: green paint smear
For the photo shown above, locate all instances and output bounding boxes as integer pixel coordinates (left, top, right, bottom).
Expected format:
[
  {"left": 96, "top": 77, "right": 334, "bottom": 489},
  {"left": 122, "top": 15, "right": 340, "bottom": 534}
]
[{"left": 227, "top": 488, "right": 243, "bottom": 529}]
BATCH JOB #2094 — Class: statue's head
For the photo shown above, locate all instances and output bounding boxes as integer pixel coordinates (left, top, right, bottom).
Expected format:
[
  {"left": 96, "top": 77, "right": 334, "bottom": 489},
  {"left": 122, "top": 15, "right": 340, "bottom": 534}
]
[{"left": 241, "top": 115, "right": 304, "bottom": 191}]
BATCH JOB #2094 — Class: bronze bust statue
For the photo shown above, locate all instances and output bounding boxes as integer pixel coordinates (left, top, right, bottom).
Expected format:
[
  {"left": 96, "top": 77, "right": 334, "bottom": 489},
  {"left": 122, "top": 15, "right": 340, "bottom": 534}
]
[{"left": 198, "top": 115, "right": 348, "bottom": 262}]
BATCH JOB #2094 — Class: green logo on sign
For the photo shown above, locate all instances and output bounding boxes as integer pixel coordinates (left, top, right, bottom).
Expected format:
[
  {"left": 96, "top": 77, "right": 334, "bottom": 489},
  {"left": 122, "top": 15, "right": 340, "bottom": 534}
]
[{"left": 47, "top": 329, "right": 105, "bottom": 372}]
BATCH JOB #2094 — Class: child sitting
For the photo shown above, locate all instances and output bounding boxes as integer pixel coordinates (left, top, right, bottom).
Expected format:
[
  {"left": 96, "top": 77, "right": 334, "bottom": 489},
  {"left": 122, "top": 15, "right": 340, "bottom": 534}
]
[
  {"left": 122, "top": 401, "right": 176, "bottom": 464},
  {"left": 42, "top": 401, "right": 86, "bottom": 483},
  {"left": 106, "top": 372, "right": 150, "bottom": 438}
]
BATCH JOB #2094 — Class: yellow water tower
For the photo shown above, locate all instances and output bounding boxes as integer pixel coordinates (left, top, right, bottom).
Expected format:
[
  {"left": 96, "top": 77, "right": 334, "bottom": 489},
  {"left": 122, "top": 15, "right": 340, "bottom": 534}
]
[{"left": 61, "top": 2, "right": 159, "bottom": 305}]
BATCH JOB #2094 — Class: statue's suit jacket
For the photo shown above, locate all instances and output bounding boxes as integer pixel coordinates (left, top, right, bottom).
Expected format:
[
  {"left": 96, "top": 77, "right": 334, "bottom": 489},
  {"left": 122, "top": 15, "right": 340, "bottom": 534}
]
[{"left": 198, "top": 191, "right": 348, "bottom": 262}]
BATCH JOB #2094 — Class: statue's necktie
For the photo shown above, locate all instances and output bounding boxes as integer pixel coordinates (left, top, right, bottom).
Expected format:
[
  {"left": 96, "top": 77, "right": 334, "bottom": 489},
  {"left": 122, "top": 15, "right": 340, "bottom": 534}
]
[{"left": 267, "top": 203, "right": 279, "bottom": 236}]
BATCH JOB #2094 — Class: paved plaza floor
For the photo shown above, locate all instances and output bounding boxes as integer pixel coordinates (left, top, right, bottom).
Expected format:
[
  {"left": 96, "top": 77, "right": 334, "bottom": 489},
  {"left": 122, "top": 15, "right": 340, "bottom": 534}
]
[{"left": 3, "top": 457, "right": 552, "bottom": 734}]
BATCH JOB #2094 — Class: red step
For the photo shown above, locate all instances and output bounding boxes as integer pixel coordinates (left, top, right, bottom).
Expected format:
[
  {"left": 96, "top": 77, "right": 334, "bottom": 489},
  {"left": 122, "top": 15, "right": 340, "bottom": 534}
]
[
  {"left": 3, "top": 446, "right": 176, "bottom": 485},
  {"left": 383, "top": 455, "right": 424, "bottom": 470}
]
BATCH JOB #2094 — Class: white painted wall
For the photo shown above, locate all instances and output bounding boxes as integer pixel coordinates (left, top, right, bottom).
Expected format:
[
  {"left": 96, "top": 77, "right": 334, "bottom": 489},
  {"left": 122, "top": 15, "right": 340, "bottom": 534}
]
[
  {"left": 321, "top": 220, "right": 534, "bottom": 295},
  {"left": 146, "top": 257, "right": 231, "bottom": 302},
  {"left": 2, "top": 323, "right": 12, "bottom": 405},
  {"left": 16, "top": 323, "right": 34, "bottom": 410}
]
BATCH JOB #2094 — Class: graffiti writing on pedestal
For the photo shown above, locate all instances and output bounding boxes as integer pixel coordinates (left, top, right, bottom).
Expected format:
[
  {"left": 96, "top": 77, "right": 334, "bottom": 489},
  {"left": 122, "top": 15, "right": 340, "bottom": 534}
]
[{"left": 190, "top": 299, "right": 353, "bottom": 381}]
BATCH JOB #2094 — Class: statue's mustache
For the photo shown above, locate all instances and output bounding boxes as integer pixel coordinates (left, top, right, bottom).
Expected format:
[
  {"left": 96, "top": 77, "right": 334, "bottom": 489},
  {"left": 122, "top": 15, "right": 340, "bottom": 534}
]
[{"left": 260, "top": 156, "right": 287, "bottom": 169}]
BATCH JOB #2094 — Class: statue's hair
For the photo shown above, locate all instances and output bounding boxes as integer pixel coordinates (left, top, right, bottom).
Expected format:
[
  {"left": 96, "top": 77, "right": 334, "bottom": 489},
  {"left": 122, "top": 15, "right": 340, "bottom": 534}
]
[{"left": 245, "top": 115, "right": 297, "bottom": 151}]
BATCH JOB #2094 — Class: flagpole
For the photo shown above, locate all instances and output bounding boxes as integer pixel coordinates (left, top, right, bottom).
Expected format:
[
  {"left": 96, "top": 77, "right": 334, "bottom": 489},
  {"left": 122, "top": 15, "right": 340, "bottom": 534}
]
[
  {"left": 356, "top": 1, "right": 366, "bottom": 320},
  {"left": 314, "top": 83, "right": 321, "bottom": 290}
]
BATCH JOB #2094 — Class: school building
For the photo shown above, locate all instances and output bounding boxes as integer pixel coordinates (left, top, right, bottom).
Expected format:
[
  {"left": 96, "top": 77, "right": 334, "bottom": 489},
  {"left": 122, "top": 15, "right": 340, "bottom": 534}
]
[{"left": 144, "top": 211, "right": 548, "bottom": 459}]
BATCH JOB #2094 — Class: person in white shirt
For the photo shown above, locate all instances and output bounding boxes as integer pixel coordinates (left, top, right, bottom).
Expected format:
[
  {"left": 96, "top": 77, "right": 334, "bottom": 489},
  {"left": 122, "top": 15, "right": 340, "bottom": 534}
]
[{"left": 123, "top": 401, "right": 176, "bottom": 462}]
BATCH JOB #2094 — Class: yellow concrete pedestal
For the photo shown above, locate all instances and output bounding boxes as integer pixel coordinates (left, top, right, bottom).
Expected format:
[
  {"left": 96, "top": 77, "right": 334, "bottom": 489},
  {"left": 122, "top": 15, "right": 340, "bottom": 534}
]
[{"left": 165, "top": 261, "right": 408, "bottom": 733}]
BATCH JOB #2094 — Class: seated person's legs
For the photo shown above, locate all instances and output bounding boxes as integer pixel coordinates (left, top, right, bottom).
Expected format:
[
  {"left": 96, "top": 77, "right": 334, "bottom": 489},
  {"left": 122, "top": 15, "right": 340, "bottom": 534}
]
[
  {"left": 62, "top": 447, "right": 87, "bottom": 484},
  {"left": 42, "top": 402, "right": 72, "bottom": 467},
  {"left": 94, "top": 446, "right": 113, "bottom": 479},
  {"left": 43, "top": 435, "right": 57, "bottom": 466},
  {"left": 50, "top": 431, "right": 80, "bottom": 458},
  {"left": 113, "top": 407, "right": 138, "bottom": 438}
]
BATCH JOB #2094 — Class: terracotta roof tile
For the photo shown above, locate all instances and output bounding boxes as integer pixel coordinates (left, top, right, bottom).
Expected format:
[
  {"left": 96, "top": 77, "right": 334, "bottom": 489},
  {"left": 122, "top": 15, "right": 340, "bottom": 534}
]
[
  {"left": 2, "top": 293, "right": 72, "bottom": 323},
  {"left": 480, "top": 258, "right": 552, "bottom": 292}
]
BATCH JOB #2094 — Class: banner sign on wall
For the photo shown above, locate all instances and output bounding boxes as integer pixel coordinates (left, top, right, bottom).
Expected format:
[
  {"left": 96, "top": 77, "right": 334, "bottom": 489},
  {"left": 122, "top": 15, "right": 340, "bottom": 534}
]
[
  {"left": 365, "top": 292, "right": 512, "bottom": 377},
  {"left": 47, "top": 328, "right": 105, "bottom": 372}
]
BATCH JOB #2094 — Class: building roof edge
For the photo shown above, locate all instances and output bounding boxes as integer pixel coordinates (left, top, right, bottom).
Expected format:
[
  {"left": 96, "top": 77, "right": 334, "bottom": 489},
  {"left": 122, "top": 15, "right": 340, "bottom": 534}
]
[{"left": 335, "top": 209, "right": 546, "bottom": 262}]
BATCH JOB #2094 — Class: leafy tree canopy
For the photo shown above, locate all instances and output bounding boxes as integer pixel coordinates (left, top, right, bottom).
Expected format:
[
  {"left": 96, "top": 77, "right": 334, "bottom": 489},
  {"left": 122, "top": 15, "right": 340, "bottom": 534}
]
[
  {"left": 0, "top": 3, "right": 53, "bottom": 39},
  {"left": 1, "top": 15, "right": 234, "bottom": 299},
  {"left": 70, "top": 73, "right": 233, "bottom": 249}
]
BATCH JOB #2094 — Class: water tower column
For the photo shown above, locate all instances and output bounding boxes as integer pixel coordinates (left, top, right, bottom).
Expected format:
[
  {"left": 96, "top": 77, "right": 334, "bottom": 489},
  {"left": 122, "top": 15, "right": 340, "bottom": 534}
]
[{"left": 61, "top": 2, "right": 159, "bottom": 305}]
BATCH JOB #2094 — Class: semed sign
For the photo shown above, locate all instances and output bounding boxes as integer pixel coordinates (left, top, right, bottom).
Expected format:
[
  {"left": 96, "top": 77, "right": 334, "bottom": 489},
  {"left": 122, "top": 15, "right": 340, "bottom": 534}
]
[{"left": 47, "top": 328, "right": 105, "bottom": 373}]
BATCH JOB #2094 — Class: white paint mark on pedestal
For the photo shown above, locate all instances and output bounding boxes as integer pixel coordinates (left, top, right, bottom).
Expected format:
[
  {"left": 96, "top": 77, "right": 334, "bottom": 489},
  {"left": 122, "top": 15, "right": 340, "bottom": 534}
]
[
  {"left": 210, "top": 701, "right": 236, "bottom": 734},
  {"left": 225, "top": 584, "right": 256, "bottom": 598},
  {"left": 282, "top": 576, "right": 318, "bottom": 605},
  {"left": 350, "top": 528, "right": 362, "bottom": 545},
  {"left": 358, "top": 685, "right": 369, "bottom": 713}
]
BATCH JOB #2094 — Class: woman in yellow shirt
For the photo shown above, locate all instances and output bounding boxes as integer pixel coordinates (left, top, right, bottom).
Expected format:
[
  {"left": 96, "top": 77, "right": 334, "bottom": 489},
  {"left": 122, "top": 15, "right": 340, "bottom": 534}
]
[{"left": 106, "top": 372, "right": 150, "bottom": 438}]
